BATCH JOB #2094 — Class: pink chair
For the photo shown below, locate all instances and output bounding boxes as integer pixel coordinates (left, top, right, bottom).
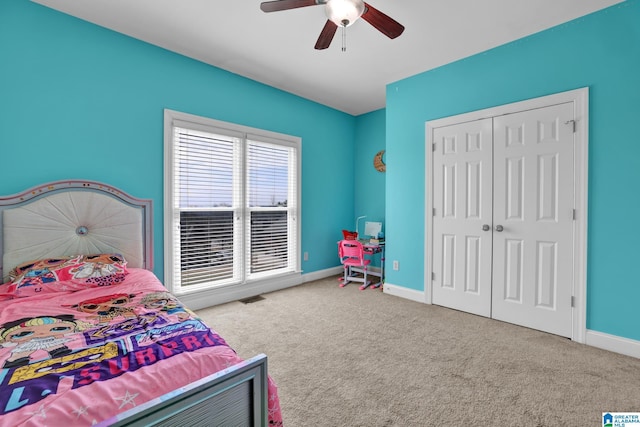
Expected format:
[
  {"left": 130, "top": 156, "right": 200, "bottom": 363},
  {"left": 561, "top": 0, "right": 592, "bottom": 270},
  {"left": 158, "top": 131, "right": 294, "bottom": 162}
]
[{"left": 338, "top": 239, "right": 371, "bottom": 290}]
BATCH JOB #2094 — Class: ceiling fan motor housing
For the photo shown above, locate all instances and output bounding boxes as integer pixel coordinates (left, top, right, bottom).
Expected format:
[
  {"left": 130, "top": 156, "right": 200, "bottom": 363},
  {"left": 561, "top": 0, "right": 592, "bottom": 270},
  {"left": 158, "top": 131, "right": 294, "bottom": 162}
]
[{"left": 325, "top": 0, "right": 365, "bottom": 27}]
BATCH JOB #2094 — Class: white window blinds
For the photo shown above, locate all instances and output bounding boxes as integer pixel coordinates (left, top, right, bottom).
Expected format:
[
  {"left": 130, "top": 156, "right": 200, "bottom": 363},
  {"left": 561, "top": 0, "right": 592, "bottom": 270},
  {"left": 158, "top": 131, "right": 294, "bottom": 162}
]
[
  {"left": 172, "top": 126, "right": 241, "bottom": 289},
  {"left": 165, "top": 111, "right": 300, "bottom": 295},
  {"left": 246, "top": 138, "right": 298, "bottom": 277}
]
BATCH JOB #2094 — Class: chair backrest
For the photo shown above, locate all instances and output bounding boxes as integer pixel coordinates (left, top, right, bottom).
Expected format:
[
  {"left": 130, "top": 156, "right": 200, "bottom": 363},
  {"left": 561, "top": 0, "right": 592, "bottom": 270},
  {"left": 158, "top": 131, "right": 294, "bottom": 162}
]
[
  {"left": 338, "top": 239, "right": 365, "bottom": 265},
  {"left": 342, "top": 229, "right": 358, "bottom": 240}
]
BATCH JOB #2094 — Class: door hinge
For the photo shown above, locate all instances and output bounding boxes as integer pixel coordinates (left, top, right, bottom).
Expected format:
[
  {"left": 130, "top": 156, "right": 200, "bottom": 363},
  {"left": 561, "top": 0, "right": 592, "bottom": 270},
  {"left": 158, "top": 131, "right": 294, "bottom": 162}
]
[
  {"left": 432, "top": 143, "right": 436, "bottom": 152},
  {"left": 572, "top": 209, "right": 576, "bottom": 220},
  {"left": 433, "top": 208, "right": 436, "bottom": 216},
  {"left": 571, "top": 296, "right": 575, "bottom": 307},
  {"left": 432, "top": 272, "right": 435, "bottom": 281},
  {"left": 565, "top": 119, "right": 576, "bottom": 133}
]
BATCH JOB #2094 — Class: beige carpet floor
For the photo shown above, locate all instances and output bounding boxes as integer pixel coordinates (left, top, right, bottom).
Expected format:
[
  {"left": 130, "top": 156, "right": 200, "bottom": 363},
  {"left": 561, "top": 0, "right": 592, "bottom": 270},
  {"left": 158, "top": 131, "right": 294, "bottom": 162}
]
[{"left": 196, "top": 276, "right": 640, "bottom": 427}]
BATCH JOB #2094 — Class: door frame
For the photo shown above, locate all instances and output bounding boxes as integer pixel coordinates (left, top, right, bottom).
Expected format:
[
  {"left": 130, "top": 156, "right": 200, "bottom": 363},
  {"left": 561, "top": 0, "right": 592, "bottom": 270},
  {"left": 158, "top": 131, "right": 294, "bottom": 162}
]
[{"left": 424, "top": 87, "right": 589, "bottom": 343}]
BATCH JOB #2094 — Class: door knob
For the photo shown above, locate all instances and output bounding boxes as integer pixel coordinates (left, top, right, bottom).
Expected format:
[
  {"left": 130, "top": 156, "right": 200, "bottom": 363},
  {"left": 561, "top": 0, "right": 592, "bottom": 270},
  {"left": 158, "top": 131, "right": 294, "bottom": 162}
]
[
  {"left": 495, "top": 225, "right": 504, "bottom": 232},
  {"left": 482, "top": 224, "right": 490, "bottom": 231}
]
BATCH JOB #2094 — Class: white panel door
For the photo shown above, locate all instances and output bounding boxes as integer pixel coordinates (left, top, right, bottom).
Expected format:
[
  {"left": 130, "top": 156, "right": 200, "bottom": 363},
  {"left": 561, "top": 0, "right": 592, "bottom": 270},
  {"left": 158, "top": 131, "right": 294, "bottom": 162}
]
[
  {"left": 491, "top": 103, "right": 575, "bottom": 337},
  {"left": 432, "top": 118, "right": 493, "bottom": 317}
]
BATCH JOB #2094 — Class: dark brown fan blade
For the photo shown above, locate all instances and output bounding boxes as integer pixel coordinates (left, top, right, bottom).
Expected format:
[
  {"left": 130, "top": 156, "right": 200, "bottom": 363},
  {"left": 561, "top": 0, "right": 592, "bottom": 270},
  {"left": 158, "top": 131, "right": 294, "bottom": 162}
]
[
  {"left": 361, "top": 2, "right": 404, "bottom": 39},
  {"left": 260, "top": 0, "right": 320, "bottom": 13},
  {"left": 315, "top": 19, "right": 338, "bottom": 50}
]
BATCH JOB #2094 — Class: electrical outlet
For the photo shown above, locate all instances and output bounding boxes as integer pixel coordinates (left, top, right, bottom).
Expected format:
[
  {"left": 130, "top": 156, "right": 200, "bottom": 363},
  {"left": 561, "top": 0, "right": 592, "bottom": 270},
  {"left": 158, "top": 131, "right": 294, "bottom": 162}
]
[
  {"left": 393, "top": 260, "right": 399, "bottom": 271},
  {"left": 303, "top": 252, "right": 309, "bottom": 261}
]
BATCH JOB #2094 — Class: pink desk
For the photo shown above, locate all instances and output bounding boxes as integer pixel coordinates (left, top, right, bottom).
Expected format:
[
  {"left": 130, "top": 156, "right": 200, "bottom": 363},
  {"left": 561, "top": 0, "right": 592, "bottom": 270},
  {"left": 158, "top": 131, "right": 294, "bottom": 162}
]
[{"left": 362, "top": 240, "right": 385, "bottom": 288}]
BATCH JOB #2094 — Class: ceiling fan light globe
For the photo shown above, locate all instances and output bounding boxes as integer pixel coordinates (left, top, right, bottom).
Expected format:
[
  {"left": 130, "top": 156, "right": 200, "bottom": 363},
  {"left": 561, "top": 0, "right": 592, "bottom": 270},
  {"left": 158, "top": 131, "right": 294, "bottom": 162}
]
[{"left": 325, "top": 0, "right": 365, "bottom": 27}]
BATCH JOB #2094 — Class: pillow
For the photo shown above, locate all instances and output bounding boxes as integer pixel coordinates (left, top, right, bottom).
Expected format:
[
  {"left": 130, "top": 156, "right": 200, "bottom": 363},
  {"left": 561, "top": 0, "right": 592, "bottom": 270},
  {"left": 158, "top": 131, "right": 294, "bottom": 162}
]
[
  {"left": 66, "top": 253, "right": 129, "bottom": 286},
  {"left": 7, "top": 253, "right": 129, "bottom": 297},
  {"left": 9, "top": 256, "right": 76, "bottom": 282}
]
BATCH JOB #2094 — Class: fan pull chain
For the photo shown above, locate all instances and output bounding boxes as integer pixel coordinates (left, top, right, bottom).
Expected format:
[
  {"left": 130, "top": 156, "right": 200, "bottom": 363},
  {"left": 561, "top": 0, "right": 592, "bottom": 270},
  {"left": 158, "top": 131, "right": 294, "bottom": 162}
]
[{"left": 341, "top": 26, "right": 347, "bottom": 52}]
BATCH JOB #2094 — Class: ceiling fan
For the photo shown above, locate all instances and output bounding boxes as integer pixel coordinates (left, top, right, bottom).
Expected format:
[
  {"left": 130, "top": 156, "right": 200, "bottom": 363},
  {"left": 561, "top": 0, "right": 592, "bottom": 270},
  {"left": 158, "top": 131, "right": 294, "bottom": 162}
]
[{"left": 260, "top": 0, "right": 405, "bottom": 50}]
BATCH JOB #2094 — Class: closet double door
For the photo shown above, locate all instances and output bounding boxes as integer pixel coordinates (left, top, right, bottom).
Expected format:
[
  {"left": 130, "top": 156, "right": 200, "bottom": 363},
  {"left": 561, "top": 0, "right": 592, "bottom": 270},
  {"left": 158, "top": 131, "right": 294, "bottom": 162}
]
[{"left": 431, "top": 102, "right": 575, "bottom": 337}]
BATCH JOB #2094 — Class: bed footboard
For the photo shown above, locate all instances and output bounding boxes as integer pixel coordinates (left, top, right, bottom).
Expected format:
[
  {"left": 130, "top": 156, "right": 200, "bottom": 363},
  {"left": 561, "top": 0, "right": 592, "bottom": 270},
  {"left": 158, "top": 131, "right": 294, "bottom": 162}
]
[{"left": 100, "top": 354, "right": 268, "bottom": 427}]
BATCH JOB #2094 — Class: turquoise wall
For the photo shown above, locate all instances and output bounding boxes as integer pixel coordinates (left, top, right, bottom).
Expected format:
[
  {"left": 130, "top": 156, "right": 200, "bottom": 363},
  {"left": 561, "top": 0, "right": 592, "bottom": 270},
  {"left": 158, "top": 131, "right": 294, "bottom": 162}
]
[
  {"left": 352, "top": 109, "right": 386, "bottom": 266},
  {"left": 354, "top": 109, "right": 386, "bottom": 233},
  {"left": 0, "top": 0, "right": 356, "bottom": 280},
  {"left": 386, "top": 0, "right": 640, "bottom": 341},
  {"left": 3, "top": 0, "right": 636, "bottom": 342}
]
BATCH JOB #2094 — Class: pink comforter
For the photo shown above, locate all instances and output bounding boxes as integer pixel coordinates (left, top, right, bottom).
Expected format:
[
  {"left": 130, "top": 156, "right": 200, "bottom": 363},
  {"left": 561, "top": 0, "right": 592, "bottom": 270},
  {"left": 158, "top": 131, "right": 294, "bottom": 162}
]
[{"left": 0, "top": 268, "right": 282, "bottom": 426}]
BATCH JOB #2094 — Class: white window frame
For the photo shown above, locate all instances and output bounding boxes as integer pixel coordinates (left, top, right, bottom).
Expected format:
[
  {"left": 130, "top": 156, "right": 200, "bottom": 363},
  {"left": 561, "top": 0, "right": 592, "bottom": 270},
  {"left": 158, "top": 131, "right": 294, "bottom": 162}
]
[{"left": 163, "top": 109, "right": 301, "bottom": 299}]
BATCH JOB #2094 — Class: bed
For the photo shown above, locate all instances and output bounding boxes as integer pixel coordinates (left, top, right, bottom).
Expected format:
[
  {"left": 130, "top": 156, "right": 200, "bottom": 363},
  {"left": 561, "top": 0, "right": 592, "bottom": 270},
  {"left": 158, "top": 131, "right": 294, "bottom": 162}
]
[{"left": 0, "top": 180, "right": 283, "bottom": 426}]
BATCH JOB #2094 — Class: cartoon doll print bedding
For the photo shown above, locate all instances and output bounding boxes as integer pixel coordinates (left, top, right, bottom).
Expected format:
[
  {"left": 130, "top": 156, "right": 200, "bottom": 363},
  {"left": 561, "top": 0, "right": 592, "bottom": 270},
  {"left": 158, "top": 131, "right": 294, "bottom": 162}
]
[{"left": 0, "top": 264, "right": 283, "bottom": 426}]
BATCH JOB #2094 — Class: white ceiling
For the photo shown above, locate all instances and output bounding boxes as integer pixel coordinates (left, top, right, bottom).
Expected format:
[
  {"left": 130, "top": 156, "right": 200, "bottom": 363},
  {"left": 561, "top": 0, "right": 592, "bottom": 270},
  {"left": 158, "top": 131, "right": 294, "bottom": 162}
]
[{"left": 32, "top": 0, "right": 623, "bottom": 116}]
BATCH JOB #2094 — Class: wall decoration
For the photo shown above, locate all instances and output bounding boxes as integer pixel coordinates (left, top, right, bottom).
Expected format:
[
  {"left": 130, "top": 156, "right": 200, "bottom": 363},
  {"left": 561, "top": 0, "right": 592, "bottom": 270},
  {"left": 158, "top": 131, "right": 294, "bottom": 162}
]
[{"left": 373, "top": 150, "right": 386, "bottom": 172}]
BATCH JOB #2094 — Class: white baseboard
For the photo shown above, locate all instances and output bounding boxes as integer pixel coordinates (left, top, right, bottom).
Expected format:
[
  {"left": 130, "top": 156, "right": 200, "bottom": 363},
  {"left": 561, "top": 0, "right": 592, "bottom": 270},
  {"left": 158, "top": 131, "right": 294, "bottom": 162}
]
[
  {"left": 181, "top": 266, "right": 344, "bottom": 310},
  {"left": 178, "top": 272, "right": 303, "bottom": 310},
  {"left": 383, "top": 282, "right": 426, "bottom": 303},
  {"left": 585, "top": 330, "right": 640, "bottom": 359},
  {"left": 181, "top": 269, "right": 640, "bottom": 361},
  {"left": 383, "top": 284, "right": 640, "bottom": 360},
  {"left": 302, "top": 266, "right": 343, "bottom": 283}
]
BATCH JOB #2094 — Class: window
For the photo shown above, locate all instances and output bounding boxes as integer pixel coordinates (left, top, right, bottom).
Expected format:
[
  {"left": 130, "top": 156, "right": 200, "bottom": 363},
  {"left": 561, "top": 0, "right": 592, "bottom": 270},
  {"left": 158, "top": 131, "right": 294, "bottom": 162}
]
[{"left": 164, "top": 110, "right": 300, "bottom": 295}]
